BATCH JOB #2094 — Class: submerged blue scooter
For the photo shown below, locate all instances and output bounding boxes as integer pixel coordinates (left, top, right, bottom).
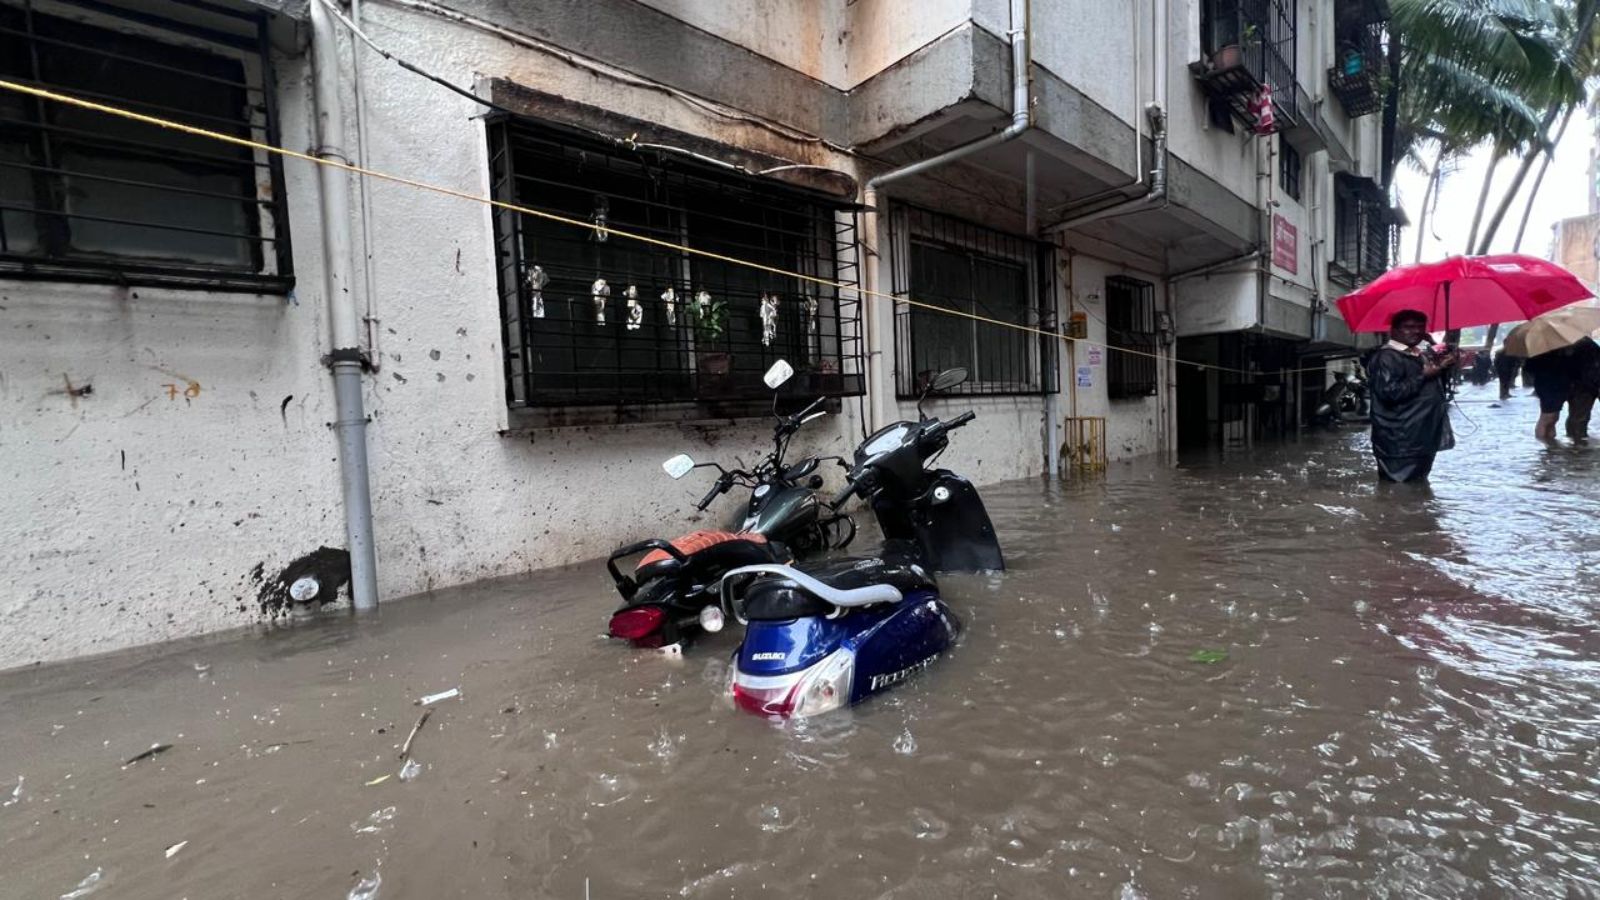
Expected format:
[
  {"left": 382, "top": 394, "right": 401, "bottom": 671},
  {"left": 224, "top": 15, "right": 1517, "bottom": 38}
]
[{"left": 719, "top": 368, "right": 1003, "bottom": 718}]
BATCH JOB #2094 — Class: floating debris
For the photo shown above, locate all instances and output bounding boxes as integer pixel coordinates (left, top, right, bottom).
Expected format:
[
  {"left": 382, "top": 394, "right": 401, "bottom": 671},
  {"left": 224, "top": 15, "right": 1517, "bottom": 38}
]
[
  {"left": 347, "top": 866, "right": 382, "bottom": 900},
  {"left": 415, "top": 688, "right": 459, "bottom": 706},
  {"left": 398, "top": 759, "right": 423, "bottom": 782},
  {"left": 398, "top": 709, "right": 432, "bottom": 760},
  {"left": 59, "top": 868, "right": 103, "bottom": 899},
  {"left": 1189, "top": 649, "right": 1229, "bottom": 664},
  {"left": 364, "top": 774, "right": 391, "bottom": 787},
  {"left": 164, "top": 840, "right": 188, "bottom": 859},
  {"left": 124, "top": 743, "right": 172, "bottom": 766}
]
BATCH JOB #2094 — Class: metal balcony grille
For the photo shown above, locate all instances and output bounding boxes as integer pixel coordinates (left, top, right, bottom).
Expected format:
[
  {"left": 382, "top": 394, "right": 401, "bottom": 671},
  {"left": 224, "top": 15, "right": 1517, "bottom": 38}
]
[
  {"left": 488, "top": 119, "right": 864, "bottom": 409},
  {"left": 1105, "top": 276, "right": 1158, "bottom": 399},
  {"left": 887, "top": 204, "right": 1057, "bottom": 398},
  {"left": 1331, "top": 174, "right": 1392, "bottom": 287},
  {"left": 0, "top": 0, "right": 292, "bottom": 291},
  {"left": 1195, "top": 0, "right": 1299, "bottom": 132}
]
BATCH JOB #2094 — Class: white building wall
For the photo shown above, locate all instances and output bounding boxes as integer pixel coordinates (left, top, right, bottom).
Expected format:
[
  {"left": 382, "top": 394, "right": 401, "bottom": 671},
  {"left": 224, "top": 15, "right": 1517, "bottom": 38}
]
[{"left": 8, "top": 0, "right": 1139, "bottom": 670}]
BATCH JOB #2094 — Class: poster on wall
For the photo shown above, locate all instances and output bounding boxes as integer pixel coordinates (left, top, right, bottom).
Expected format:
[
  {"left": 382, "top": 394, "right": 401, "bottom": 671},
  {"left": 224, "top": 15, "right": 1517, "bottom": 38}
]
[
  {"left": 1086, "top": 344, "right": 1104, "bottom": 366},
  {"left": 1272, "top": 214, "right": 1298, "bottom": 274},
  {"left": 1076, "top": 366, "right": 1094, "bottom": 388}
]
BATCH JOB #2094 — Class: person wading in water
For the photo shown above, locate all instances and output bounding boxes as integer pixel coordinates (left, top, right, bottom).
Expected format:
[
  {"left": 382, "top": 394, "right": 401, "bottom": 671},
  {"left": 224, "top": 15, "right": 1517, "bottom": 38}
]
[{"left": 1366, "top": 309, "right": 1456, "bottom": 483}]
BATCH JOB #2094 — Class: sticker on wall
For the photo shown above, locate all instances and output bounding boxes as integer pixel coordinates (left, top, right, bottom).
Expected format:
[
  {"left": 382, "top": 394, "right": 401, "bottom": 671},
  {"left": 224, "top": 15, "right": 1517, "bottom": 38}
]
[
  {"left": 624, "top": 285, "right": 643, "bottom": 331},
  {"left": 1086, "top": 344, "right": 1103, "bottom": 366},
  {"left": 661, "top": 286, "right": 678, "bottom": 324},
  {"left": 759, "top": 293, "right": 780, "bottom": 346},
  {"left": 1076, "top": 366, "right": 1094, "bottom": 388},
  {"left": 804, "top": 297, "right": 819, "bottom": 335},
  {"left": 524, "top": 264, "right": 548, "bottom": 318},
  {"left": 591, "top": 278, "right": 610, "bottom": 325}
]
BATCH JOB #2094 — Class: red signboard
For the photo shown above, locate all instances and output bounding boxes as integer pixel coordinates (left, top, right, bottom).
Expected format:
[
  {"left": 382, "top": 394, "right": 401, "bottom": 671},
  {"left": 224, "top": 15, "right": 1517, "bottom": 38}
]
[{"left": 1272, "top": 214, "right": 1298, "bottom": 275}]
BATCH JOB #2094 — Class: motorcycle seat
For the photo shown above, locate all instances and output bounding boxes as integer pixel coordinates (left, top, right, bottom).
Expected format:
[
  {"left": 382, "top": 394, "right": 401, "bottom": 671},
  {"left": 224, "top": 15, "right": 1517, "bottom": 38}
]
[
  {"left": 634, "top": 530, "right": 782, "bottom": 583},
  {"left": 733, "top": 544, "right": 936, "bottom": 621}
]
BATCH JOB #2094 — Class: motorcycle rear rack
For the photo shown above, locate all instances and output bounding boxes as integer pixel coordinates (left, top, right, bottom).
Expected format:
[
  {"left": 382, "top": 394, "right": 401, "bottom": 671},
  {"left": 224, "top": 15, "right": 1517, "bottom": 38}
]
[{"left": 606, "top": 539, "right": 691, "bottom": 601}]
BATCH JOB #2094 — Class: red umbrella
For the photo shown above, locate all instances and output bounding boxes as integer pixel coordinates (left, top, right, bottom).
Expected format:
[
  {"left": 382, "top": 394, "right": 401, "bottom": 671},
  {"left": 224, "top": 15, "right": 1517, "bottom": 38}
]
[{"left": 1335, "top": 254, "right": 1592, "bottom": 333}]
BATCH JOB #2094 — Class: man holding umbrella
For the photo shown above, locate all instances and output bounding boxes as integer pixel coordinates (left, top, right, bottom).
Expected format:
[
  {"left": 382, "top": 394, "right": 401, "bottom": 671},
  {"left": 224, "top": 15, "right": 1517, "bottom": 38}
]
[
  {"left": 1337, "top": 253, "right": 1594, "bottom": 477},
  {"left": 1366, "top": 310, "right": 1456, "bottom": 482},
  {"left": 1504, "top": 305, "right": 1600, "bottom": 440}
]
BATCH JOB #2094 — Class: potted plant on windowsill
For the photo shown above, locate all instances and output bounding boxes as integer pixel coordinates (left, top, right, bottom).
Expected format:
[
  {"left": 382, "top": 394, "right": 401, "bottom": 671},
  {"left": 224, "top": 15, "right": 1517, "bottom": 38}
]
[
  {"left": 692, "top": 294, "right": 732, "bottom": 377},
  {"left": 1211, "top": 23, "right": 1259, "bottom": 72}
]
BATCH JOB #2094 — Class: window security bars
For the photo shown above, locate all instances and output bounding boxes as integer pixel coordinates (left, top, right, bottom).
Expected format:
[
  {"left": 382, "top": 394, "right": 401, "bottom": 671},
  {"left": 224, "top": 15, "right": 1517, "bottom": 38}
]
[
  {"left": 888, "top": 204, "right": 1057, "bottom": 398},
  {"left": 488, "top": 119, "right": 864, "bottom": 409},
  {"left": 1105, "top": 276, "right": 1158, "bottom": 399},
  {"left": 0, "top": 0, "right": 292, "bottom": 291}
]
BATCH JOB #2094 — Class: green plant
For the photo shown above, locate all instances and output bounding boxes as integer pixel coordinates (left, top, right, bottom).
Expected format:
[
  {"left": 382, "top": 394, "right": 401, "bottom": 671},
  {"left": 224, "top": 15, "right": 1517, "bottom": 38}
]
[{"left": 691, "top": 294, "right": 728, "bottom": 342}]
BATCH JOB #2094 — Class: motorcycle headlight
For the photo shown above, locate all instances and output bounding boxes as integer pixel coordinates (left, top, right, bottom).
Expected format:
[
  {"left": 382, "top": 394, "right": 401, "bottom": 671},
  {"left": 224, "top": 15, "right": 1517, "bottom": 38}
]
[{"left": 790, "top": 649, "right": 856, "bottom": 717}]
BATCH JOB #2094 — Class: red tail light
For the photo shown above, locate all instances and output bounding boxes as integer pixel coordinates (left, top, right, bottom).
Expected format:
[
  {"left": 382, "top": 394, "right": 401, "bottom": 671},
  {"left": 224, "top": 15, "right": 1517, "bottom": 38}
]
[
  {"left": 609, "top": 606, "right": 666, "bottom": 640},
  {"left": 731, "top": 681, "right": 799, "bottom": 718}
]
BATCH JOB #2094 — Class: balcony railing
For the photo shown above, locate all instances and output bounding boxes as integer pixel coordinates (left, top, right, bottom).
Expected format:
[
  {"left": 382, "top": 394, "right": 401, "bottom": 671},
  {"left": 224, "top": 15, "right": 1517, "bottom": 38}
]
[
  {"left": 1192, "top": 0, "right": 1298, "bottom": 133},
  {"left": 1329, "top": 21, "right": 1386, "bottom": 117}
]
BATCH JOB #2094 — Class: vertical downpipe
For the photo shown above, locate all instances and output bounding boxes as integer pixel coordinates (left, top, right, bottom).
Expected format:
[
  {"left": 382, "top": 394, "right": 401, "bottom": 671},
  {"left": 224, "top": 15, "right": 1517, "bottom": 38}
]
[{"left": 311, "top": 0, "right": 379, "bottom": 612}]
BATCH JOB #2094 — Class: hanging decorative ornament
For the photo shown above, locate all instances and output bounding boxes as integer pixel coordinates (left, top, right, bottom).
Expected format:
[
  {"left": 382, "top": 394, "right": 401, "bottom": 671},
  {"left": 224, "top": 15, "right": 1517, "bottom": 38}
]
[
  {"left": 661, "top": 286, "right": 678, "bottom": 324},
  {"left": 591, "top": 278, "right": 610, "bottom": 324},
  {"left": 695, "top": 290, "right": 712, "bottom": 318},
  {"left": 759, "top": 293, "right": 780, "bottom": 347},
  {"left": 524, "top": 264, "right": 548, "bottom": 319},
  {"left": 624, "top": 285, "right": 643, "bottom": 331},
  {"left": 804, "top": 296, "right": 819, "bottom": 335},
  {"left": 591, "top": 195, "right": 610, "bottom": 243}
]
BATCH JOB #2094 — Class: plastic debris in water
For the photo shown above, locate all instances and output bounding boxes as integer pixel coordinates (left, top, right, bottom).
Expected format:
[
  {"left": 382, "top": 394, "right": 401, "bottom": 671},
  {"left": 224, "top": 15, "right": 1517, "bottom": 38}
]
[
  {"left": 364, "top": 774, "right": 391, "bottom": 787},
  {"left": 415, "top": 688, "right": 460, "bottom": 706},
  {"left": 398, "top": 759, "right": 423, "bottom": 782},
  {"left": 124, "top": 743, "right": 172, "bottom": 766},
  {"left": 348, "top": 866, "right": 382, "bottom": 900},
  {"left": 3, "top": 775, "right": 22, "bottom": 807},
  {"left": 352, "top": 806, "right": 396, "bottom": 835},
  {"left": 59, "top": 868, "right": 103, "bottom": 899},
  {"left": 164, "top": 840, "right": 187, "bottom": 859},
  {"left": 1189, "top": 649, "right": 1229, "bottom": 664}
]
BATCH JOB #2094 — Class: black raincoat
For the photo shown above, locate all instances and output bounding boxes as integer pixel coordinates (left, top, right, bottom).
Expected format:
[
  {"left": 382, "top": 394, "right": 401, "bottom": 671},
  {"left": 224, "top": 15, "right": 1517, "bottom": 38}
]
[{"left": 1365, "top": 345, "right": 1454, "bottom": 479}]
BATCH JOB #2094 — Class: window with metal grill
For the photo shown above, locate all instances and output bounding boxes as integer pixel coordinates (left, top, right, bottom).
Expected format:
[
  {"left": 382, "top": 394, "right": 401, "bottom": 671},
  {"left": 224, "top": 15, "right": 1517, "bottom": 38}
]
[
  {"left": 487, "top": 119, "right": 863, "bottom": 410},
  {"left": 1105, "top": 276, "right": 1158, "bottom": 399},
  {"left": 1278, "top": 134, "right": 1301, "bottom": 202},
  {"left": 888, "top": 205, "right": 1056, "bottom": 398},
  {"left": 0, "top": 0, "right": 291, "bottom": 291}
]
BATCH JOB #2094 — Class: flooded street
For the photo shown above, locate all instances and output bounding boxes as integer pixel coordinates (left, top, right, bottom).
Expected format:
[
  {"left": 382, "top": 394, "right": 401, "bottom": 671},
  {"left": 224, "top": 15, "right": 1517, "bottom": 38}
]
[{"left": 4, "top": 382, "right": 1598, "bottom": 898}]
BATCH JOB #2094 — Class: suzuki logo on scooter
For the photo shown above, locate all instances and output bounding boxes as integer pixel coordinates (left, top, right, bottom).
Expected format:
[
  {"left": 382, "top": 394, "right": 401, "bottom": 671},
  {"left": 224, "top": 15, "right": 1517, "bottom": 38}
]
[{"left": 751, "top": 651, "right": 786, "bottom": 661}]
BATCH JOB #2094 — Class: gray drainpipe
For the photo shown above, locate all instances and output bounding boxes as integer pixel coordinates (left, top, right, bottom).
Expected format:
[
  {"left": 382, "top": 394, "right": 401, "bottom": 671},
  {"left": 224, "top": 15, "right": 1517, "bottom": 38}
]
[
  {"left": 310, "top": 0, "right": 379, "bottom": 612},
  {"left": 859, "top": 0, "right": 1031, "bottom": 444},
  {"left": 1043, "top": 103, "right": 1168, "bottom": 235}
]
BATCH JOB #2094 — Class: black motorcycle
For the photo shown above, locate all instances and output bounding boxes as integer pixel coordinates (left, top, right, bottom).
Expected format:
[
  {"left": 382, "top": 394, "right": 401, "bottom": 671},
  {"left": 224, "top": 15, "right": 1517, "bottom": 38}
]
[
  {"left": 1311, "top": 370, "right": 1370, "bottom": 428},
  {"left": 604, "top": 360, "right": 854, "bottom": 651}
]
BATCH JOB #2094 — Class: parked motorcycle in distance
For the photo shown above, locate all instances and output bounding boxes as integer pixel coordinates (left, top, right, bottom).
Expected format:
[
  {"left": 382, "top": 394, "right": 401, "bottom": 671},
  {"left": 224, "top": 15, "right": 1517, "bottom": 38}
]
[
  {"left": 1311, "top": 370, "right": 1370, "bottom": 428},
  {"left": 604, "top": 359, "right": 855, "bottom": 653},
  {"left": 719, "top": 367, "right": 1003, "bottom": 717}
]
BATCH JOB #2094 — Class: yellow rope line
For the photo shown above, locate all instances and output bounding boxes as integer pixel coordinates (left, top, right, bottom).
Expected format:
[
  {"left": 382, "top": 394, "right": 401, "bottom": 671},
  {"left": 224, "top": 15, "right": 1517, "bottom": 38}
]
[{"left": 0, "top": 79, "right": 1343, "bottom": 380}]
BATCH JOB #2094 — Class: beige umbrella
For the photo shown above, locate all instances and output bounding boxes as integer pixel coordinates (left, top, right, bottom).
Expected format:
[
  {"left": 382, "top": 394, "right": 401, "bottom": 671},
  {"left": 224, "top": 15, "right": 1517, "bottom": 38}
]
[{"left": 1502, "top": 304, "right": 1600, "bottom": 358}]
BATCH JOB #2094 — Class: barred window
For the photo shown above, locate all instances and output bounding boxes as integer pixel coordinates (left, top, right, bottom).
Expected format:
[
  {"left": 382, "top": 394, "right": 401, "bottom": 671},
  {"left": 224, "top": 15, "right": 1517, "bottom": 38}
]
[
  {"left": 1105, "top": 275, "right": 1158, "bottom": 399},
  {"left": 889, "top": 205, "right": 1057, "bottom": 397},
  {"left": 1278, "top": 134, "right": 1301, "bottom": 202},
  {"left": 487, "top": 119, "right": 863, "bottom": 410},
  {"left": 0, "top": 0, "right": 291, "bottom": 291}
]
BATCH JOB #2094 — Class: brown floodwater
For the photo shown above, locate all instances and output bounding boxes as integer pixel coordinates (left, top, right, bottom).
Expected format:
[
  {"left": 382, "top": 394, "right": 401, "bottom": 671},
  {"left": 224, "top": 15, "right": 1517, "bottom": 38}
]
[{"left": 3, "top": 383, "right": 1598, "bottom": 898}]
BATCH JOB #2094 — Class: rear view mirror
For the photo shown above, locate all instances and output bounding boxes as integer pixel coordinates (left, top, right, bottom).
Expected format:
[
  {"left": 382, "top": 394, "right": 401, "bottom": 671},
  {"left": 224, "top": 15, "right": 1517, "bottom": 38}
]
[
  {"left": 931, "top": 367, "right": 969, "bottom": 392},
  {"left": 662, "top": 454, "right": 695, "bottom": 479},
  {"left": 763, "top": 360, "right": 794, "bottom": 390}
]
